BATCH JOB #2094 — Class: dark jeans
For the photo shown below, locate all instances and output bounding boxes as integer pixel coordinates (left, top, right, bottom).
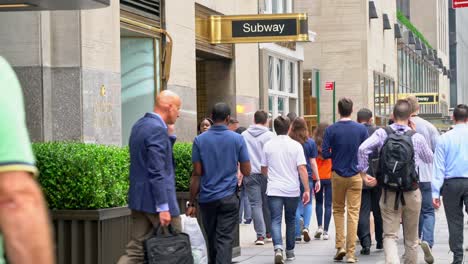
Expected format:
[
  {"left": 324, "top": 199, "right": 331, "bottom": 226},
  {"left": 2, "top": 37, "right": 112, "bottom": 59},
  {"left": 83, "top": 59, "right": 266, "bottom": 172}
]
[
  {"left": 199, "top": 193, "right": 239, "bottom": 264},
  {"left": 268, "top": 196, "right": 299, "bottom": 252},
  {"left": 418, "top": 182, "right": 435, "bottom": 247},
  {"left": 315, "top": 179, "right": 332, "bottom": 231},
  {"left": 357, "top": 187, "right": 383, "bottom": 248},
  {"left": 442, "top": 178, "right": 468, "bottom": 264}
]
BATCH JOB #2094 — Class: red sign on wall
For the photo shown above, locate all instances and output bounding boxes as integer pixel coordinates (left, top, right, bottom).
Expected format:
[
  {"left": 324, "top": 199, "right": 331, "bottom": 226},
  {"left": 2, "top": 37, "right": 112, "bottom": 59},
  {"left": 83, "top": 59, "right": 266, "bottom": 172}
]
[
  {"left": 453, "top": 0, "right": 468, "bottom": 8},
  {"left": 325, "top": 82, "right": 334, "bottom": 91}
]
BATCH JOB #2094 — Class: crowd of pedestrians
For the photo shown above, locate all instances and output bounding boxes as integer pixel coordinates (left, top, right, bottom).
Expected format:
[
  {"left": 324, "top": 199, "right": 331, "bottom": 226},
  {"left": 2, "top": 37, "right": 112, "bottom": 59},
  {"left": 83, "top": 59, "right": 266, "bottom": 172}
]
[{"left": 120, "top": 89, "right": 467, "bottom": 264}]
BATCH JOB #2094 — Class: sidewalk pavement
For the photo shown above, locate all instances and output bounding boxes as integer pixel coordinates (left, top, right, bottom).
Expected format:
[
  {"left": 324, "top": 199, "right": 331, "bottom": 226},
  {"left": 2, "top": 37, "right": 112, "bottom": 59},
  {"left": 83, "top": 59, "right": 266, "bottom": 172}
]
[{"left": 233, "top": 205, "right": 466, "bottom": 263}]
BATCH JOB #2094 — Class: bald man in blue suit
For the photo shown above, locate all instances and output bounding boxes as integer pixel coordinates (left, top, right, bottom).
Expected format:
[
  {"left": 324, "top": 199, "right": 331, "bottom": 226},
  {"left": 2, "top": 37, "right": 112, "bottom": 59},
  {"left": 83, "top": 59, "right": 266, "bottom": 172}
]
[{"left": 118, "top": 90, "right": 182, "bottom": 264}]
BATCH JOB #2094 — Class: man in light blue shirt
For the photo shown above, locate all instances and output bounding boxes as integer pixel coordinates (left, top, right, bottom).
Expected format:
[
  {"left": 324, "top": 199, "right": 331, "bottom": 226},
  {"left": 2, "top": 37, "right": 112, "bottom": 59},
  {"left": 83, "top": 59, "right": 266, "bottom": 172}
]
[
  {"left": 432, "top": 104, "right": 468, "bottom": 264},
  {"left": 407, "top": 96, "right": 439, "bottom": 264}
]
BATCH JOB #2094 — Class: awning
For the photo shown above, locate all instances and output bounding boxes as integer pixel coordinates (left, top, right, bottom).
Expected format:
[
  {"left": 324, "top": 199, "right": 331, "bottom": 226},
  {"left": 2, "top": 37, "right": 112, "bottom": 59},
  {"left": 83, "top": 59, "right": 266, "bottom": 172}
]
[{"left": 0, "top": 0, "right": 109, "bottom": 11}]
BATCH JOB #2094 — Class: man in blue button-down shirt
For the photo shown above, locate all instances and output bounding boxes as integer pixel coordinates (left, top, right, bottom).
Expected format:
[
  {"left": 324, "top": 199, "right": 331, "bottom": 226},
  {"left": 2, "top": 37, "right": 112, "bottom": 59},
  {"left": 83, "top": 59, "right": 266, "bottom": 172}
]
[{"left": 432, "top": 104, "right": 468, "bottom": 264}]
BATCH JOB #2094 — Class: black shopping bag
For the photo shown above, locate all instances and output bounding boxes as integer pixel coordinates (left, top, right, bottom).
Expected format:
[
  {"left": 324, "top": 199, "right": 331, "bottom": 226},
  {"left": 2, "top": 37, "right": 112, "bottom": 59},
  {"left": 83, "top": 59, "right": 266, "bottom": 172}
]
[{"left": 144, "top": 224, "right": 194, "bottom": 264}]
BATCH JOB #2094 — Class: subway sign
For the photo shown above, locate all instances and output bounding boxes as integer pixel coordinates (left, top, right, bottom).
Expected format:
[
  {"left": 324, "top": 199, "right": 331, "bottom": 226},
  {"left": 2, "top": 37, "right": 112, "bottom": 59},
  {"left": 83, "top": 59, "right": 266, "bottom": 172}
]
[
  {"left": 197, "top": 13, "right": 309, "bottom": 44},
  {"left": 232, "top": 19, "right": 297, "bottom": 37},
  {"left": 398, "top": 93, "right": 439, "bottom": 105}
]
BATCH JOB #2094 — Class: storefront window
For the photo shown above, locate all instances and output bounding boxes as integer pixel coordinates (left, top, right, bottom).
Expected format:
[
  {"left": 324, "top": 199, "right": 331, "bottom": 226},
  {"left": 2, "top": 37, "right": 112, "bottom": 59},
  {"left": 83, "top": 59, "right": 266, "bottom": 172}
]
[
  {"left": 277, "top": 59, "right": 284, "bottom": 92},
  {"left": 121, "top": 37, "right": 160, "bottom": 145},
  {"left": 268, "top": 56, "right": 274, "bottom": 90},
  {"left": 374, "top": 72, "right": 395, "bottom": 126},
  {"left": 278, "top": 97, "right": 285, "bottom": 116},
  {"left": 289, "top": 62, "right": 295, "bottom": 93},
  {"left": 267, "top": 55, "right": 299, "bottom": 119}
]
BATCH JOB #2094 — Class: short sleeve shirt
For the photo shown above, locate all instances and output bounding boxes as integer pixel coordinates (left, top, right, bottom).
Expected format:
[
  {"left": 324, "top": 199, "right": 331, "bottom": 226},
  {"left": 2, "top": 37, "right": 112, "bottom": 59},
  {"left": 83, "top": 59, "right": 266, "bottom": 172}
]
[
  {"left": 0, "top": 57, "right": 38, "bottom": 263},
  {"left": 261, "top": 135, "right": 306, "bottom": 197},
  {"left": 192, "top": 125, "right": 249, "bottom": 203}
]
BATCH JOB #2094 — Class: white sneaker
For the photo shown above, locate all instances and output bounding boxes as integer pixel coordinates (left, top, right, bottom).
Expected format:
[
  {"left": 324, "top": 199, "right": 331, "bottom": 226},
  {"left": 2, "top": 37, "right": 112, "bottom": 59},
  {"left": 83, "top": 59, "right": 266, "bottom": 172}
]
[
  {"left": 322, "top": 231, "right": 329, "bottom": 240},
  {"left": 314, "top": 227, "right": 323, "bottom": 239}
]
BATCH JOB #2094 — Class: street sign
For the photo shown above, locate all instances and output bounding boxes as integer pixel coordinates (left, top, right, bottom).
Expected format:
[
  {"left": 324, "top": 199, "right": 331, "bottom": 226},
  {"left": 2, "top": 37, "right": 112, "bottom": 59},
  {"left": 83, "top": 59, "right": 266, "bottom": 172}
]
[
  {"left": 398, "top": 93, "right": 439, "bottom": 105},
  {"left": 453, "top": 0, "right": 468, "bottom": 8},
  {"left": 196, "top": 13, "right": 309, "bottom": 44},
  {"left": 325, "top": 82, "right": 334, "bottom": 91}
]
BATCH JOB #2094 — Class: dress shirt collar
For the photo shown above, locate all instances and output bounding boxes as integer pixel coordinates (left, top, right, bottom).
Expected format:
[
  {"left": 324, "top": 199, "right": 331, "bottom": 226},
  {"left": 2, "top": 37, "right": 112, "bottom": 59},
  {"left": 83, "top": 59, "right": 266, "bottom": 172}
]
[{"left": 147, "top": 112, "right": 167, "bottom": 129}]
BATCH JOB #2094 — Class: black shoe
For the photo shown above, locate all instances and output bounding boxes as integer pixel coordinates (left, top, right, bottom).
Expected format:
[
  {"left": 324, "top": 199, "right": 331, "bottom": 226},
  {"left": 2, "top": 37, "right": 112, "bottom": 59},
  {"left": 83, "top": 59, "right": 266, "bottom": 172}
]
[
  {"left": 360, "top": 247, "right": 370, "bottom": 255},
  {"left": 376, "top": 242, "right": 383, "bottom": 250}
]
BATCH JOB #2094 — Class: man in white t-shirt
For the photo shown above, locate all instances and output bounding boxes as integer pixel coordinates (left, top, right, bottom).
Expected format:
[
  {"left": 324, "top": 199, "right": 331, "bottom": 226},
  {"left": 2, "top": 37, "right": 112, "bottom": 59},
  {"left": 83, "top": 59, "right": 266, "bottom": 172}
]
[{"left": 261, "top": 116, "right": 310, "bottom": 264}]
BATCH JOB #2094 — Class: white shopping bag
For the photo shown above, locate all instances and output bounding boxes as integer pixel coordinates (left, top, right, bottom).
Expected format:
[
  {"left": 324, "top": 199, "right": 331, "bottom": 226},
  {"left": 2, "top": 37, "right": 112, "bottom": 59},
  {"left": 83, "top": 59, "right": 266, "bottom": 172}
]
[{"left": 181, "top": 215, "right": 208, "bottom": 264}]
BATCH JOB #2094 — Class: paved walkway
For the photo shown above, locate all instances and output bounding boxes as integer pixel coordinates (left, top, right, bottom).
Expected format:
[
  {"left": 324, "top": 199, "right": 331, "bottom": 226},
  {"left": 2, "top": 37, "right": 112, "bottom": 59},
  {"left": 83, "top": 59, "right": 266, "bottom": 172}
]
[{"left": 233, "top": 206, "right": 468, "bottom": 263}]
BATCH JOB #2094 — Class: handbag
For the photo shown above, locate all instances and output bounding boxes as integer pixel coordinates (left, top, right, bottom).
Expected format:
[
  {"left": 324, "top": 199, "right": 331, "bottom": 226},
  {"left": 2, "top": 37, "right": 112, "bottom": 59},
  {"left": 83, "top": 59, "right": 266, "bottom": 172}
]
[
  {"left": 181, "top": 215, "right": 208, "bottom": 264},
  {"left": 144, "top": 224, "right": 194, "bottom": 264}
]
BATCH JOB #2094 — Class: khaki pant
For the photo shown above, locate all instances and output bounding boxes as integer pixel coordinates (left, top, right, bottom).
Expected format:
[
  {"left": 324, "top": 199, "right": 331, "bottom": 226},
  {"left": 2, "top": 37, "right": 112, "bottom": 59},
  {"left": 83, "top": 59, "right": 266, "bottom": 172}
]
[
  {"left": 331, "top": 172, "right": 362, "bottom": 257},
  {"left": 380, "top": 189, "right": 421, "bottom": 264},
  {"left": 117, "top": 210, "right": 182, "bottom": 264}
]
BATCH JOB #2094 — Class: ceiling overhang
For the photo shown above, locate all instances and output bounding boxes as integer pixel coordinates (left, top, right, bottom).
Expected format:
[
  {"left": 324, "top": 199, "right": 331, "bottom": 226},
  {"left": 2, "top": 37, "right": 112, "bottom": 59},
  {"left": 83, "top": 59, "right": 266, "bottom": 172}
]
[{"left": 0, "top": 0, "right": 109, "bottom": 11}]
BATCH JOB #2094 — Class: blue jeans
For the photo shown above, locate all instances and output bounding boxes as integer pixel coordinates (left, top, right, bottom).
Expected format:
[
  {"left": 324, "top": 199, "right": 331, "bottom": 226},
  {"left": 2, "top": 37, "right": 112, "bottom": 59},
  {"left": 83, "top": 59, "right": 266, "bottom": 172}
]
[
  {"left": 419, "top": 182, "right": 435, "bottom": 247},
  {"left": 239, "top": 185, "right": 252, "bottom": 223},
  {"left": 244, "top": 174, "right": 271, "bottom": 238},
  {"left": 295, "top": 179, "right": 313, "bottom": 237},
  {"left": 268, "top": 196, "right": 299, "bottom": 251},
  {"left": 315, "top": 179, "right": 332, "bottom": 231}
]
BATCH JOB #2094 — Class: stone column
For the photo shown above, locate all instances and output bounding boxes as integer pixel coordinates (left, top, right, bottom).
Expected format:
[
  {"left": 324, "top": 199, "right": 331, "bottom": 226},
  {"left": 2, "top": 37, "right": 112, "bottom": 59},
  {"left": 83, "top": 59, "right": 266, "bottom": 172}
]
[{"left": 0, "top": 0, "right": 121, "bottom": 145}]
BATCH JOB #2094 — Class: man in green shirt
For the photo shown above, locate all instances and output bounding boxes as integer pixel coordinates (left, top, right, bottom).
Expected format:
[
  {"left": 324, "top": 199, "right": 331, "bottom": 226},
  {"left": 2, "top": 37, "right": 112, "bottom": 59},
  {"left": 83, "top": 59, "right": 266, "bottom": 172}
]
[{"left": 0, "top": 56, "right": 54, "bottom": 263}]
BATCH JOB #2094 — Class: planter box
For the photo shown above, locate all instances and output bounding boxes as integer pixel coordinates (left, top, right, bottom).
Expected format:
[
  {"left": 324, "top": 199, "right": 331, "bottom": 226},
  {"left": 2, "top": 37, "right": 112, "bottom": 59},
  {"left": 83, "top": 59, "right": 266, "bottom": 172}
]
[
  {"left": 51, "top": 193, "right": 240, "bottom": 264},
  {"left": 176, "top": 192, "right": 241, "bottom": 258},
  {"left": 52, "top": 207, "right": 131, "bottom": 264}
]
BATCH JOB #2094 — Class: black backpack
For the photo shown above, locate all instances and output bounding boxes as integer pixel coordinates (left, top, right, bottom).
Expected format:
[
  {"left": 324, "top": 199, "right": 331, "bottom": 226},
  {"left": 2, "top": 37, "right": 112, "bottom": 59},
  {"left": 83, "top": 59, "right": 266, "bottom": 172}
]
[
  {"left": 144, "top": 225, "right": 194, "bottom": 264},
  {"left": 377, "top": 127, "right": 419, "bottom": 209}
]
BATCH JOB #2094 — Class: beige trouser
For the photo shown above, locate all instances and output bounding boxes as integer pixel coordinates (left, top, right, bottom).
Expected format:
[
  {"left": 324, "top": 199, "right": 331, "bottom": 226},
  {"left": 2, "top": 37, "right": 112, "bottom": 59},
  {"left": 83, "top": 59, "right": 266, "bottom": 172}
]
[
  {"left": 380, "top": 189, "right": 421, "bottom": 264},
  {"left": 117, "top": 210, "right": 182, "bottom": 264},
  {"left": 331, "top": 172, "right": 362, "bottom": 257}
]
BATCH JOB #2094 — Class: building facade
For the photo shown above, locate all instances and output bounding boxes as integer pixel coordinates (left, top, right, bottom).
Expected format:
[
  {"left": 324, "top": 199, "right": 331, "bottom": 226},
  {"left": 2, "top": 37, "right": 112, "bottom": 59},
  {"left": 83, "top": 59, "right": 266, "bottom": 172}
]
[
  {"left": 257, "top": 0, "right": 305, "bottom": 121},
  {"left": 0, "top": 0, "right": 264, "bottom": 144},
  {"left": 297, "top": 0, "right": 398, "bottom": 126},
  {"left": 401, "top": 0, "right": 451, "bottom": 115},
  {"left": 449, "top": 0, "right": 468, "bottom": 106}
]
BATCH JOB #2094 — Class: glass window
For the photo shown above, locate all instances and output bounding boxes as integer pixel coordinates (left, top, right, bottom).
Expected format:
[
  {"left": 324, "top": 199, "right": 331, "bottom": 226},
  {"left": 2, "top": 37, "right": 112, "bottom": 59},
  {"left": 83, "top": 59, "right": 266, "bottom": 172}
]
[
  {"left": 121, "top": 37, "right": 159, "bottom": 146},
  {"left": 277, "top": 59, "right": 284, "bottom": 92},
  {"left": 374, "top": 73, "right": 380, "bottom": 116},
  {"left": 268, "top": 56, "right": 274, "bottom": 90},
  {"left": 289, "top": 62, "right": 294, "bottom": 93},
  {"left": 282, "top": 0, "right": 288, "bottom": 12},
  {"left": 278, "top": 97, "right": 285, "bottom": 116},
  {"left": 268, "top": 95, "right": 273, "bottom": 115},
  {"left": 272, "top": 0, "right": 279, "bottom": 13}
]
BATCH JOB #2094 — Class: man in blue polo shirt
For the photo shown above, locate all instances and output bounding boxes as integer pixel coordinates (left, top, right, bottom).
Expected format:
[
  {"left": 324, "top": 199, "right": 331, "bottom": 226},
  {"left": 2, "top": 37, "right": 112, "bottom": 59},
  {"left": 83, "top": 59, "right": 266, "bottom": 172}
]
[{"left": 187, "top": 102, "right": 251, "bottom": 264}]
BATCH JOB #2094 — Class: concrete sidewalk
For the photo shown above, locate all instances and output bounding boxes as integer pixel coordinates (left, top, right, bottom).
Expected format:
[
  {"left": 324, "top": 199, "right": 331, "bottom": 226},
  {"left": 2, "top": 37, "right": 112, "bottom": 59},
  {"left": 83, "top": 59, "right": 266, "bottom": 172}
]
[{"left": 233, "top": 206, "right": 466, "bottom": 263}]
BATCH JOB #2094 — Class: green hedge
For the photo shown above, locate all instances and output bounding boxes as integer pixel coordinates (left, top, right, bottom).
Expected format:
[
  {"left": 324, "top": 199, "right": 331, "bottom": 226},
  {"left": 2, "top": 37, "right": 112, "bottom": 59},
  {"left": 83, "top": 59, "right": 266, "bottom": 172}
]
[
  {"left": 33, "top": 142, "right": 193, "bottom": 210},
  {"left": 397, "top": 10, "right": 433, "bottom": 50}
]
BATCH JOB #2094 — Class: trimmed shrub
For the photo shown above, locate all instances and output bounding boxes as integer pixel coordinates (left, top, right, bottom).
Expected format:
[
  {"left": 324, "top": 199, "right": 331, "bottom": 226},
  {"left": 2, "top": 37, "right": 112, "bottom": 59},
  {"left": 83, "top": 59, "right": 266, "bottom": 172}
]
[
  {"left": 173, "top": 142, "right": 193, "bottom": 192},
  {"left": 33, "top": 142, "right": 193, "bottom": 209},
  {"left": 33, "top": 142, "right": 130, "bottom": 209}
]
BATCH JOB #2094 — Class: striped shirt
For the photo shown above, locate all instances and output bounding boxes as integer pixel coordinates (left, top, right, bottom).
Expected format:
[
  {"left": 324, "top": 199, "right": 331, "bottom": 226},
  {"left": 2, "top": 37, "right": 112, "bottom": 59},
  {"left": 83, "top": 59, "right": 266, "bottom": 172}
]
[{"left": 357, "top": 123, "right": 434, "bottom": 173}]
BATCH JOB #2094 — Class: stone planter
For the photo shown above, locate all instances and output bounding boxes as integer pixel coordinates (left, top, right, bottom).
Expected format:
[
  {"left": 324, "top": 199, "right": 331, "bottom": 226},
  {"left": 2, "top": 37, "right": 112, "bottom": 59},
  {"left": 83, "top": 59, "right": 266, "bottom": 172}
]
[
  {"left": 51, "top": 207, "right": 131, "bottom": 264},
  {"left": 176, "top": 192, "right": 241, "bottom": 258}
]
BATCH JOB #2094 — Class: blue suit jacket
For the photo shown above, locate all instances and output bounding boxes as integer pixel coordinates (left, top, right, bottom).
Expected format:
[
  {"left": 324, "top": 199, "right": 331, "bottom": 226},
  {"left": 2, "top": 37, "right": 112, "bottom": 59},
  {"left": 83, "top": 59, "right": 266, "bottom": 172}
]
[{"left": 128, "top": 113, "right": 180, "bottom": 216}]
